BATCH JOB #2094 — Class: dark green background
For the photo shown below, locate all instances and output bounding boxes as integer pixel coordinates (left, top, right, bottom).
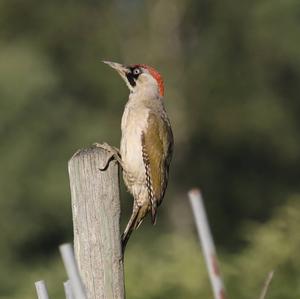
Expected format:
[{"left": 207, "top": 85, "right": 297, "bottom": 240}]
[{"left": 1, "top": 0, "right": 300, "bottom": 298}]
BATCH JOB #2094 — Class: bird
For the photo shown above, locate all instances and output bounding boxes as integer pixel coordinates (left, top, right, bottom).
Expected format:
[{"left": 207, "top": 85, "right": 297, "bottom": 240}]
[{"left": 96, "top": 61, "right": 173, "bottom": 251}]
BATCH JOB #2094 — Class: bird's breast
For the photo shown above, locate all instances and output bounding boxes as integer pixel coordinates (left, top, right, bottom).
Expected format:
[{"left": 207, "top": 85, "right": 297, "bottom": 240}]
[{"left": 120, "top": 104, "right": 149, "bottom": 185}]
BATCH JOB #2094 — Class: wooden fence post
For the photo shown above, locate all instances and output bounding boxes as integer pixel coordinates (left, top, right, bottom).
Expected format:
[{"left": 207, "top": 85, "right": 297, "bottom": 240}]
[{"left": 68, "top": 146, "right": 125, "bottom": 299}]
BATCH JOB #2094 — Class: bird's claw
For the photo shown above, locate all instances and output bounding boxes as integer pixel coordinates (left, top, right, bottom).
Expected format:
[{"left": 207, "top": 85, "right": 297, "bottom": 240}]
[
  {"left": 98, "top": 154, "right": 115, "bottom": 171},
  {"left": 93, "top": 142, "right": 120, "bottom": 154},
  {"left": 93, "top": 142, "right": 123, "bottom": 170}
]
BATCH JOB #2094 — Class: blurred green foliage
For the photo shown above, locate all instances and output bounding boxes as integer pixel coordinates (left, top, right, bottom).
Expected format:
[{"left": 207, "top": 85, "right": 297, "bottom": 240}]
[{"left": 0, "top": 0, "right": 300, "bottom": 298}]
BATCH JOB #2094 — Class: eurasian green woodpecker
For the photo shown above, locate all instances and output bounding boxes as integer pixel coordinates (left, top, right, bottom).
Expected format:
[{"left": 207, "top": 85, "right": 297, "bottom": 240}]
[{"left": 102, "top": 61, "right": 174, "bottom": 250}]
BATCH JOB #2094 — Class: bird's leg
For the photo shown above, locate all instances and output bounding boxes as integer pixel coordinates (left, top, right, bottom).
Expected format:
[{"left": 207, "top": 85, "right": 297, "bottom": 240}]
[{"left": 93, "top": 142, "right": 124, "bottom": 170}]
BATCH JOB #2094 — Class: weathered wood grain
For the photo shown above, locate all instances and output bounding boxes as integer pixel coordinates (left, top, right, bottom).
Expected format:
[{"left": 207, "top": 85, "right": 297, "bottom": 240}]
[{"left": 68, "top": 146, "right": 124, "bottom": 299}]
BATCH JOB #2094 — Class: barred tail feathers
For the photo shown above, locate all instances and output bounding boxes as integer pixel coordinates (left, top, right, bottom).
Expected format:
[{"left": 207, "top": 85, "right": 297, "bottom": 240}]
[
  {"left": 121, "top": 205, "right": 149, "bottom": 251},
  {"left": 151, "top": 201, "right": 158, "bottom": 225}
]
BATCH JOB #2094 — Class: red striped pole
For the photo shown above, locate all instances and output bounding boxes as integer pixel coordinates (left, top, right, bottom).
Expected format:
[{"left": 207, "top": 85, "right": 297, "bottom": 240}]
[{"left": 188, "top": 188, "right": 227, "bottom": 299}]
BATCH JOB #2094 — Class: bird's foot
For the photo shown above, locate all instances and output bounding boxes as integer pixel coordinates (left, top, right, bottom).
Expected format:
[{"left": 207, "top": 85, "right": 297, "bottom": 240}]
[{"left": 93, "top": 142, "right": 123, "bottom": 170}]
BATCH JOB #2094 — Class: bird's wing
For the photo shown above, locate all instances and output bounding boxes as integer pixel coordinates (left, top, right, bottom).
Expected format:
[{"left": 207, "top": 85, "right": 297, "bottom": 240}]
[{"left": 141, "top": 111, "right": 173, "bottom": 224}]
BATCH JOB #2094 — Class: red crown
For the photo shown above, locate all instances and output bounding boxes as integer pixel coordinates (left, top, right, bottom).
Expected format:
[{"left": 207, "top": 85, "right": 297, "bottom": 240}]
[{"left": 135, "top": 64, "right": 164, "bottom": 97}]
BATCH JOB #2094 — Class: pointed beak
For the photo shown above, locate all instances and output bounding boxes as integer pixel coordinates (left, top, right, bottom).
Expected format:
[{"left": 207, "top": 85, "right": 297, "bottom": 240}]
[
  {"left": 103, "top": 60, "right": 134, "bottom": 91},
  {"left": 103, "top": 60, "right": 129, "bottom": 79}
]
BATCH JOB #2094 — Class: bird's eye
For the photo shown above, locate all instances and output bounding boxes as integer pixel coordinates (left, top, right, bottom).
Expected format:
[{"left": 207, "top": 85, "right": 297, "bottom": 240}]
[{"left": 133, "top": 68, "right": 141, "bottom": 75}]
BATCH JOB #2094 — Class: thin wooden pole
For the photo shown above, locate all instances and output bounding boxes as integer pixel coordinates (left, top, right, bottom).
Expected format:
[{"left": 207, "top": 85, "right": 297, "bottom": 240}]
[
  {"left": 35, "top": 280, "right": 50, "bottom": 299},
  {"left": 60, "top": 244, "right": 86, "bottom": 299},
  {"left": 68, "top": 146, "right": 125, "bottom": 299},
  {"left": 64, "top": 280, "right": 75, "bottom": 299},
  {"left": 258, "top": 271, "right": 274, "bottom": 299}
]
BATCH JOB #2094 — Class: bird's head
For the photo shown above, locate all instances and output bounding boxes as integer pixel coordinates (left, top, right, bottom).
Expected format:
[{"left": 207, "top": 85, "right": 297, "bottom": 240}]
[{"left": 103, "top": 61, "right": 164, "bottom": 97}]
